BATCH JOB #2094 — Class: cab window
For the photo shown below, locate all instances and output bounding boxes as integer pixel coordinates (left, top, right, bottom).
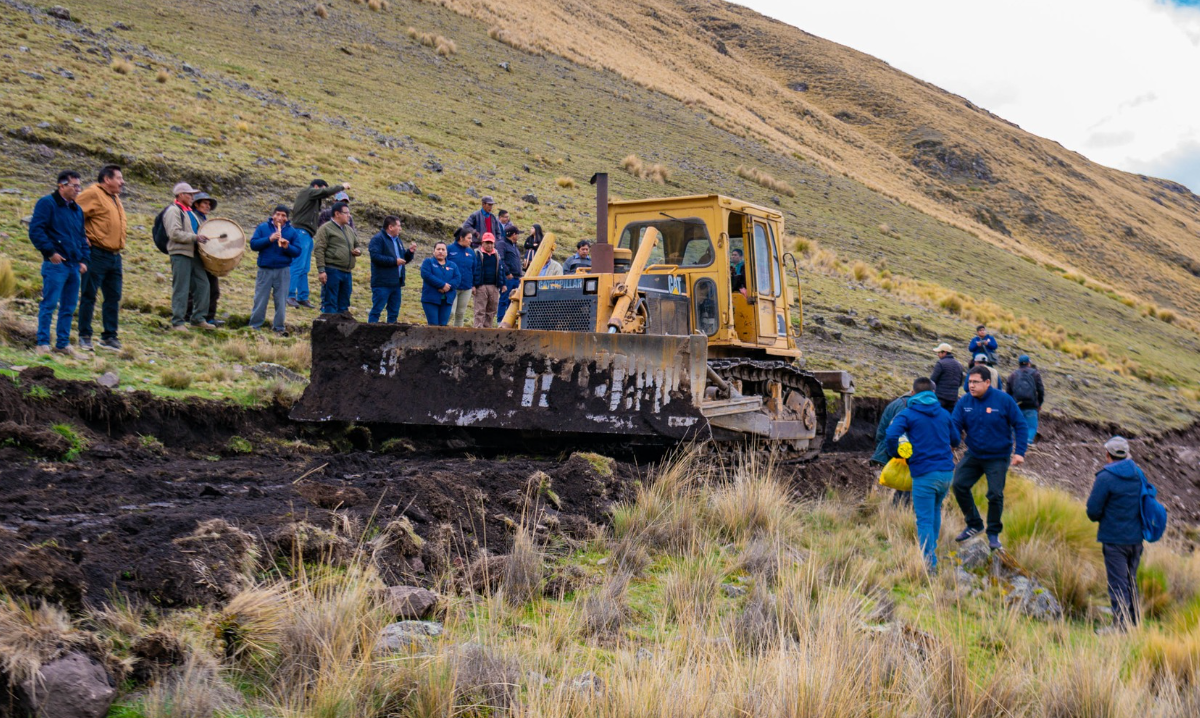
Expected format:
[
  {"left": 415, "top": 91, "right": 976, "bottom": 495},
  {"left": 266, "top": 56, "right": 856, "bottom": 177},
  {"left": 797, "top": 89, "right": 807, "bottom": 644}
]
[
  {"left": 617, "top": 218, "right": 714, "bottom": 268},
  {"left": 752, "top": 223, "right": 772, "bottom": 296}
]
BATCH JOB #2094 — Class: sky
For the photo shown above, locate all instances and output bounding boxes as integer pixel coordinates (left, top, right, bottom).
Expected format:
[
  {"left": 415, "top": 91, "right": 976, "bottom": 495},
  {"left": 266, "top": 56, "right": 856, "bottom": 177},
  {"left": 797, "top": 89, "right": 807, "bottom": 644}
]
[{"left": 735, "top": 0, "right": 1200, "bottom": 191}]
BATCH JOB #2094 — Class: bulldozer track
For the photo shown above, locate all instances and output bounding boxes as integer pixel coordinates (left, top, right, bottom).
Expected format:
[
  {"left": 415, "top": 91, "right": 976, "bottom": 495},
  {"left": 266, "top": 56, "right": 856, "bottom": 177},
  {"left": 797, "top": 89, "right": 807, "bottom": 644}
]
[{"left": 707, "top": 358, "right": 829, "bottom": 461}]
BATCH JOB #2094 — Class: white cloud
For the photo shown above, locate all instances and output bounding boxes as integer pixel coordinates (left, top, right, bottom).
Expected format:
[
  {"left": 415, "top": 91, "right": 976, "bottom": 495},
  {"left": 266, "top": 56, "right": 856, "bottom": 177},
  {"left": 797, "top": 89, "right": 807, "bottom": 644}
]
[
  {"left": 734, "top": 0, "right": 1200, "bottom": 189},
  {"left": 1128, "top": 140, "right": 1200, "bottom": 191}
]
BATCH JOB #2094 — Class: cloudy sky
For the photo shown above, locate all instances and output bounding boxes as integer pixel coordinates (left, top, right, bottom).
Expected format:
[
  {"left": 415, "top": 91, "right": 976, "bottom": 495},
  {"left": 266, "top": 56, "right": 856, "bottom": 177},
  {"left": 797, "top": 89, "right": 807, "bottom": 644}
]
[{"left": 737, "top": 0, "right": 1200, "bottom": 191}]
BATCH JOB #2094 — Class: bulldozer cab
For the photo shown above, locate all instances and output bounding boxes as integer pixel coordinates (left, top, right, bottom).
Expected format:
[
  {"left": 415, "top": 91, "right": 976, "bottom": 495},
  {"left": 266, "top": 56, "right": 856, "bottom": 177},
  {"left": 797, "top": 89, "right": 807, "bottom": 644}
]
[{"left": 609, "top": 195, "right": 799, "bottom": 358}]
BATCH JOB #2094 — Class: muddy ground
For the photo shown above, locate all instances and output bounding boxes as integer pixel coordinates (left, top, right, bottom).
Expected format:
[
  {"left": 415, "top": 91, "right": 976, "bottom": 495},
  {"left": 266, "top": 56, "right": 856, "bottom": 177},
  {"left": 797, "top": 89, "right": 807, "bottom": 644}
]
[{"left": 0, "top": 369, "right": 1197, "bottom": 611}]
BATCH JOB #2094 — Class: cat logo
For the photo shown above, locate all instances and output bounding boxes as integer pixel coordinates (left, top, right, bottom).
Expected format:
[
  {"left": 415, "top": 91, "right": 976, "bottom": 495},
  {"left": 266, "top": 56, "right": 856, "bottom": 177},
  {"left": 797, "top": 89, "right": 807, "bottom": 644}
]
[{"left": 667, "top": 275, "right": 683, "bottom": 295}]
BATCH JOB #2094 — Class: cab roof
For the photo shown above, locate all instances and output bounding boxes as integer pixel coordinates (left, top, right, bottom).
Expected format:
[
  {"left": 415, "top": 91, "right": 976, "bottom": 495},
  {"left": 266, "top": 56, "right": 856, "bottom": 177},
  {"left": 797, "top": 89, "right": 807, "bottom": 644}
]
[{"left": 609, "top": 194, "right": 783, "bottom": 220}]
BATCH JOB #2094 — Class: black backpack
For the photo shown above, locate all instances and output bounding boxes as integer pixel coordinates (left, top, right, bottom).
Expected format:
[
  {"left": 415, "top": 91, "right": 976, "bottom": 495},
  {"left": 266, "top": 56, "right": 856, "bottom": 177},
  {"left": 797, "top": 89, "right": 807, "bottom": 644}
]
[
  {"left": 1011, "top": 369, "right": 1037, "bottom": 405},
  {"left": 151, "top": 205, "right": 172, "bottom": 254}
]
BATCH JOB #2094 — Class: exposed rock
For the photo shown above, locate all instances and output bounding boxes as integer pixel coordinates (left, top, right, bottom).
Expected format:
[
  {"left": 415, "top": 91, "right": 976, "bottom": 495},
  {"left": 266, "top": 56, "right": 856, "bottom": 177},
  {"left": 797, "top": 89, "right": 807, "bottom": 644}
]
[
  {"left": 1007, "top": 576, "right": 1063, "bottom": 620},
  {"left": 383, "top": 586, "right": 439, "bottom": 620},
  {"left": 569, "top": 671, "right": 605, "bottom": 694},
  {"left": 250, "top": 362, "right": 305, "bottom": 383},
  {"left": 830, "top": 330, "right": 843, "bottom": 341},
  {"left": 426, "top": 193, "right": 442, "bottom": 202},
  {"left": 378, "top": 621, "right": 443, "bottom": 654},
  {"left": 522, "top": 193, "right": 539, "bottom": 205},
  {"left": 35, "top": 144, "right": 55, "bottom": 159},
  {"left": 390, "top": 181, "right": 420, "bottom": 194},
  {"left": 788, "top": 81, "right": 809, "bottom": 92},
  {"left": 636, "top": 647, "right": 654, "bottom": 661},
  {"left": 46, "top": 6, "right": 73, "bottom": 21},
  {"left": 721, "top": 583, "right": 747, "bottom": 598},
  {"left": 834, "top": 314, "right": 856, "bottom": 327},
  {"left": 111, "top": 21, "right": 132, "bottom": 30},
  {"left": 19, "top": 652, "right": 115, "bottom": 718},
  {"left": 866, "top": 317, "right": 884, "bottom": 332},
  {"left": 498, "top": 61, "right": 511, "bottom": 71},
  {"left": 425, "top": 159, "right": 444, "bottom": 173},
  {"left": 21, "top": 71, "right": 46, "bottom": 81},
  {"left": 97, "top": 371, "right": 119, "bottom": 388},
  {"left": 957, "top": 540, "right": 991, "bottom": 572},
  {"left": 466, "top": 187, "right": 480, "bottom": 199}
]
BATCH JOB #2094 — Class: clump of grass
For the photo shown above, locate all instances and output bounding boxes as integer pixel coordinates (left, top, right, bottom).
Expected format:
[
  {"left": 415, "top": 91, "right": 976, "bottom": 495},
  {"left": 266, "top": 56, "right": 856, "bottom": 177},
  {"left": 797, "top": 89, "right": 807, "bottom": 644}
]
[
  {"left": 51, "top": 423, "right": 86, "bottom": 461},
  {"left": 1158, "top": 308, "right": 1178, "bottom": 324},
  {"left": 555, "top": 176, "right": 577, "bottom": 189},
  {"left": 938, "top": 294, "right": 964, "bottom": 314},
  {"left": 620, "top": 154, "right": 670, "bottom": 183},
  {"left": 0, "top": 258, "right": 16, "bottom": 298},
  {"left": 611, "top": 449, "right": 703, "bottom": 555},
  {"left": 580, "top": 572, "right": 629, "bottom": 637},
  {"left": 436, "top": 38, "right": 457, "bottom": 56},
  {"left": 213, "top": 585, "right": 286, "bottom": 665},
  {"left": 706, "top": 460, "right": 799, "bottom": 543},
  {"left": 160, "top": 368, "right": 193, "bottom": 390},
  {"left": 735, "top": 165, "right": 796, "bottom": 197},
  {"left": 111, "top": 59, "right": 133, "bottom": 74},
  {"left": 851, "top": 260, "right": 873, "bottom": 282},
  {"left": 155, "top": 69, "right": 169, "bottom": 83},
  {"left": 0, "top": 596, "right": 87, "bottom": 685},
  {"left": 500, "top": 528, "right": 544, "bottom": 606},
  {"left": 138, "top": 434, "right": 165, "bottom": 454},
  {"left": 314, "top": 4, "right": 329, "bottom": 19},
  {"left": 139, "top": 653, "right": 242, "bottom": 718},
  {"left": 486, "top": 25, "right": 543, "bottom": 55},
  {"left": 227, "top": 436, "right": 253, "bottom": 454},
  {"left": 662, "top": 556, "right": 721, "bottom": 624}
]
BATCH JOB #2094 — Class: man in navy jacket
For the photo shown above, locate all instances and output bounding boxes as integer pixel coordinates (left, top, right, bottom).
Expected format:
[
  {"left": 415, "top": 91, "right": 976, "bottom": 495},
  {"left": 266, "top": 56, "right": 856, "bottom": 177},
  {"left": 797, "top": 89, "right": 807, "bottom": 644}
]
[
  {"left": 1086, "top": 436, "right": 1147, "bottom": 631},
  {"left": 28, "top": 170, "right": 90, "bottom": 355},
  {"left": 248, "top": 206, "right": 302, "bottom": 334},
  {"left": 968, "top": 324, "right": 998, "bottom": 362},
  {"left": 367, "top": 216, "right": 416, "bottom": 324},
  {"left": 950, "top": 365, "right": 1028, "bottom": 551}
]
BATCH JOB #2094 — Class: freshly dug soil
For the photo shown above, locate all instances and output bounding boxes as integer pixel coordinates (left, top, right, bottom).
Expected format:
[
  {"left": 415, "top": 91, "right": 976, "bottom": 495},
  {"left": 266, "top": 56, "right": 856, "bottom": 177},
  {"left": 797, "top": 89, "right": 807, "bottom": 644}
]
[{"left": 1, "top": 370, "right": 1197, "bottom": 611}]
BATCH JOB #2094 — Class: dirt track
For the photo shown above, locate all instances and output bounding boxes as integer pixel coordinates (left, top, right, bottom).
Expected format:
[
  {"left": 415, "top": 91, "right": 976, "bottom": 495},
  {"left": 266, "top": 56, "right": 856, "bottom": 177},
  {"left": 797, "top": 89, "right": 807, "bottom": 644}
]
[{"left": 0, "top": 369, "right": 1196, "bottom": 611}]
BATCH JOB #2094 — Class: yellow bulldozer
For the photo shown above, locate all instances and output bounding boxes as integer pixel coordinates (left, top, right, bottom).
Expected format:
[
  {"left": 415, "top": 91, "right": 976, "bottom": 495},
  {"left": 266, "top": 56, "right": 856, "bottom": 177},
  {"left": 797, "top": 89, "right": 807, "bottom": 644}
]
[{"left": 293, "top": 174, "right": 854, "bottom": 459}]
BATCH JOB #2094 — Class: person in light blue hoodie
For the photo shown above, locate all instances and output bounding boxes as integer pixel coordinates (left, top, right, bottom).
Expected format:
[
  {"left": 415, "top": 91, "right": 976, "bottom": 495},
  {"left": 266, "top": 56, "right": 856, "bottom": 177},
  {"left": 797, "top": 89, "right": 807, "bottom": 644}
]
[{"left": 886, "top": 377, "right": 960, "bottom": 572}]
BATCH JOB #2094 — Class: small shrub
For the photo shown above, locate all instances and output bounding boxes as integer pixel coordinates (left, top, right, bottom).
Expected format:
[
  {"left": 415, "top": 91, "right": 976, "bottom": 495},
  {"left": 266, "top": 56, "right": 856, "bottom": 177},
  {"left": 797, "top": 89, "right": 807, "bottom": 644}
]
[
  {"left": 851, "top": 261, "right": 872, "bottom": 282},
  {"left": 0, "top": 259, "right": 17, "bottom": 299},
  {"left": 161, "top": 368, "right": 193, "bottom": 390},
  {"left": 500, "top": 528, "right": 543, "bottom": 606},
  {"left": 110, "top": 59, "right": 133, "bottom": 74},
  {"left": 938, "top": 294, "right": 964, "bottom": 315},
  {"left": 367, "top": 0, "right": 384, "bottom": 11},
  {"left": 1158, "top": 308, "right": 1177, "bottom": 324},
  {"left": 435, "top": 39, "right": 457, "bottom": 57},
  {"left": 227, "top": 436, "right": 253, "bottom": 454},
  {"left": 138, "top": 434, "right": 165, "bottom": 454},
  {"left": 406, "top": 27, "right": 419, "bottom": 39},
  {"left": 555, "top": 176, "right": 576, "bottom": 189},
  {"left": 620, "top": 154, "right": 671, "bottom": 184},
  {"left": 155, "top": 69, "right": 169, "bottom": 83},
  {"left": 314, "top": 4, "right": 329, "bottom": 19}
]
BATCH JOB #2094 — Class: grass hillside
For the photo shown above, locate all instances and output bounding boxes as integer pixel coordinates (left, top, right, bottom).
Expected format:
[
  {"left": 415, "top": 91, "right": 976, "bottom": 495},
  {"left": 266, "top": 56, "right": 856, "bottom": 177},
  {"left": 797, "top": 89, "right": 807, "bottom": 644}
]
[{"left": 0, "top": 0, "right": 1196, "bottom": 429}]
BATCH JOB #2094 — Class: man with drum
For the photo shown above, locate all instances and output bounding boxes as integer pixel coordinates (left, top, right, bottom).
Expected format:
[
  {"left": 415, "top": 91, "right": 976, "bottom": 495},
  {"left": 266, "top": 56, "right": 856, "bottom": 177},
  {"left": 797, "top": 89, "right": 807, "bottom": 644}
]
[{"left": 164, "top": 182, "right": 214, "bottom": 331}]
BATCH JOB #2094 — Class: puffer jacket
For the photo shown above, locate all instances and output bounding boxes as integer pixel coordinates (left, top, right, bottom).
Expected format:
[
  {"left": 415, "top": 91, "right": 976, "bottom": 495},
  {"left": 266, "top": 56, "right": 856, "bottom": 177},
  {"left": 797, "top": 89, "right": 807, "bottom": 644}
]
[
  {"left": 929, "top": 354, "right": 964, "bottom": 404},
  {"left": 1086, "top": 459, "right": 1146, "bottom": 545}
]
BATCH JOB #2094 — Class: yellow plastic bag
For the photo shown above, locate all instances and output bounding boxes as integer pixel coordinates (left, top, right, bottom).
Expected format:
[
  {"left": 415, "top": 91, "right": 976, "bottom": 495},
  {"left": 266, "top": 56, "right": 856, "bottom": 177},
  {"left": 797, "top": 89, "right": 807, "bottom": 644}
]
[{"left": 879, "top": 457, "right": 912, "bottom": 492}]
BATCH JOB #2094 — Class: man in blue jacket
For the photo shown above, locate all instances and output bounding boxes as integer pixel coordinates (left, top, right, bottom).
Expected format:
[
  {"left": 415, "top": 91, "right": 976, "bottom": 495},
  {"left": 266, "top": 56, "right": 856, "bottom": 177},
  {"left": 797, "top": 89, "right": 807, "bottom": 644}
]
[
  {"left": 248, "top": 206, "right": 302, "bottom": 335},
  {"left": 872, "top": 388, "right": 912, "bottom": 507},
  {"left": 886, "top": 378, "right": 959, "bottom": 571},
  {"left": 968, "top": 325, "right": 998, "bottom": 362},
  {"left": 28, "top": 171, "right": 90, "bottom": 356},
  {"left": 951, "top": 365, "right": 1028, "bottom": 551},
  {"left": 446, "top": 229, "right": 478, "bottom": 326},
  {"left": 367, "top": 216, "right": 416, "bottom": 324},
  {"left": 495, "top": 225, "right": 524, "bottom": 323},
  {"left": 1086, "top": 436, "right": 1146, "bottom": 632}
]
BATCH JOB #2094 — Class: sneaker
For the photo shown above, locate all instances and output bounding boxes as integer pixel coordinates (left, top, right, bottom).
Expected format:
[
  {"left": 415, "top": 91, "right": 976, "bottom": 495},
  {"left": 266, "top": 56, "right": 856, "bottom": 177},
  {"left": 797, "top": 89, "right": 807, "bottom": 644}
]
[
  {"left": 297, "top": 299, "right": 315, "bottom": 309},
  {"left": 988, "top": 535, "right": 1003, "bottom": 551},
  {"left": 172, "top": 324, "right": 189, "bottom": 332},
  {"left": 52, "top": 345, "right": 79, "bottom": 358},
  {"left": 97, "top": 337, "right": 122, "bottom": 352},
  {"left": 210, "top": 319, "right": 226, "bottom": 327},
  {"left": 35, "top": 344, "right": 52, "bottom": 355},
  {"left": 79, "top": 336, "right": 94, "bottom": 352},
  {"left": 272, "top": 328, "right": 290, "bottom": 337},
  {"left": 955, "top": 527, "right": 981, "bottom": 543},
  {"left": 193, "top": 321, "right": 217, "bottom": 330},
  {"left": 286, "top": 298, "right": 300, "bottom": 308}
]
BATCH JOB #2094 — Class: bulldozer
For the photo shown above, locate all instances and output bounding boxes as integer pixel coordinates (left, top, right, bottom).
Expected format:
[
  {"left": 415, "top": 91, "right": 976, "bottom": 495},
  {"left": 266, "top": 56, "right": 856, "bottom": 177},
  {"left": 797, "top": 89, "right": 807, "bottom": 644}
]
[{"left": 292, "top": 174, "right": 854, "bottom": 459}]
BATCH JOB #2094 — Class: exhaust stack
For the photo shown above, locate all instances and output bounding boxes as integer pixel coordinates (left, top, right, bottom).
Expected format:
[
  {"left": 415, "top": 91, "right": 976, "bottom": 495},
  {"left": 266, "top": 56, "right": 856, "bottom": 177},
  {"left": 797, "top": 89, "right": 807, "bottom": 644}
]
[{"left": 589, "top": 172, "right": 613, "bottom": 273}]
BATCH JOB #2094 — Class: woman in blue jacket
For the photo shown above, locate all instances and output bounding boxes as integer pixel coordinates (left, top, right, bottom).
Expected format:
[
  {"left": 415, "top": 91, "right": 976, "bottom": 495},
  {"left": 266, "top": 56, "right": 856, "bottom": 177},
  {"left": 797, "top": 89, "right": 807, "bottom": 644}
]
[{"left": 420, "top": 241, "right": 460, "bottom": 326}]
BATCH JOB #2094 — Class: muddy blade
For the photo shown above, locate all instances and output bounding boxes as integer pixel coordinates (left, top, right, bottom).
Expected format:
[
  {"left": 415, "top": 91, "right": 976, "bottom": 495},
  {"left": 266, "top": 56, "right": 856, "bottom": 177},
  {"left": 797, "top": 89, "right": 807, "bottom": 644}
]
[{"left": 292, "top": 315, "right": 709, "bottom": 439}]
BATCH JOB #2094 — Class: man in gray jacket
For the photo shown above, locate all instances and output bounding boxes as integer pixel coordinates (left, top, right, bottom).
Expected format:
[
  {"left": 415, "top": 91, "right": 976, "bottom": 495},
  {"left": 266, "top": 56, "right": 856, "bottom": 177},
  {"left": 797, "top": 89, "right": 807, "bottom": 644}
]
[{"left": 164, "top": 182, "right": 213, "bottom": 330}]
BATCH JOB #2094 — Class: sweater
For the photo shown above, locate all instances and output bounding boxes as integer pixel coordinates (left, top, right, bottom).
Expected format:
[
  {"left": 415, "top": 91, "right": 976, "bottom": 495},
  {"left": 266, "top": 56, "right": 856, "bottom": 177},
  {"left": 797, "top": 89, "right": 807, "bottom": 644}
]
[
  {"left": 474, "top": 249, "right": 505, "bottom": 288},
  {"left": 249, "top": 219, "right": 302, "bottom": 268},
  {"left": 28, "top": 191, "right": 89, "bottom": 264},
  {"left": 1086, "top": 459, "right": 1146, "bottom": 545},
  {"left": 885, "top": 391, "right": 959, "bottom": 476},
  {"left": 292, "top": 184, "right": 344, "bottom": 235},
  {"left": 312, "top": 220, "right": 361, "bottom": 273},
  {"left": 950, "top": 386, "right": 1028, "bottom": 459},
  {"left": 76, "top": 184, "right": 127, "bottom": 252},
  {"left": 163, "top": 202, "right": 202, "bottom": 257}
]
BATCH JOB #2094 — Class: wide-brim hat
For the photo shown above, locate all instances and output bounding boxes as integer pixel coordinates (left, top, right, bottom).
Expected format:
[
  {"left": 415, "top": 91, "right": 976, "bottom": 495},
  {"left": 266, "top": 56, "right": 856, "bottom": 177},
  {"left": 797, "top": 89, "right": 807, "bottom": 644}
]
[{"left": 192, "top": 192, "right": 217, "bottom": 210}]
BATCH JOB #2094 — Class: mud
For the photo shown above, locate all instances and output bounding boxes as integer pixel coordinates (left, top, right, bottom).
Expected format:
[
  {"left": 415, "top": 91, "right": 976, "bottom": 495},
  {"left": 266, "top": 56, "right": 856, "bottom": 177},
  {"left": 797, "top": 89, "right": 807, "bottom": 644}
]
[{"left": 1, "top": 370, "right": 1198, "bottom": 612}]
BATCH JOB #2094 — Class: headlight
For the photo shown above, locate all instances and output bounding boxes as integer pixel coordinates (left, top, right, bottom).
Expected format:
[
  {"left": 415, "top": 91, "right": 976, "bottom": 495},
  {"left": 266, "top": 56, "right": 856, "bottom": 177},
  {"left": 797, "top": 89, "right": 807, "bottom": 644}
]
[
  {"left": 523, "top": 281, "right": 537, "bottom": 297},
  {"left": 583, "top": 278, "right": 599, "bottom": 294}
]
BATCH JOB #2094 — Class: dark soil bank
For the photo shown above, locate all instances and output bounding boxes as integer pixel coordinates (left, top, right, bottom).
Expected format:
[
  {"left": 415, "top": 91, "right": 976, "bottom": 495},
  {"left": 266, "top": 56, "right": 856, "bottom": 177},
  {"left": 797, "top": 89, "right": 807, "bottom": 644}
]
[{"left": 1, "top": 370, "right": 1197, "bottom": 611}]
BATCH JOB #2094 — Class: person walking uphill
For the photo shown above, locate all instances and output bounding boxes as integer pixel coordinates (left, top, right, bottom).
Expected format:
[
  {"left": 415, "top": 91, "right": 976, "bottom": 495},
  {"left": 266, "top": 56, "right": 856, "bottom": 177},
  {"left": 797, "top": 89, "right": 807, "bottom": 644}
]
[
  {"left": 929, "top": 343, "right": 963, "bottom": 412},
  {"left": 164, "top": 182, "right": 213, "bottom": 331},
  {"left": 1086, "top": 436, "right": 1148, "bottom": 632},
  {"left": 886, "top": 377, "right": 959, "bottom": 572},
  {"left": 28, "top": 170, "right": 89, "bottom": 356},
  {"left": 420, "top": 242, "right": 460, "bottom": 326},
  {"left": 1007, "top": 355, "right": 1045, "bottom": 446},
  {"left": 248, "top": 206, "right": 301, "bottom": 335},
  {"left": 951, "top": 365, "right": 1028, "bottom": 551},
  {"left": 75, "top": 164, "right": 125, "bottom": 352},
  {"left": 367, "top": 216, "right": 416, "bottom": 324},
  {"left": 313, "top": 202, "right": 361, "bottom": 314},
  {"left": 446, "top": 229, "right": 477, "bottom": 327},
  {"left": 290, "top": 179, "right": 349, "bottom": 309},
  {"left": 472, "top": 233, "right": 505, "bottom": 328}
]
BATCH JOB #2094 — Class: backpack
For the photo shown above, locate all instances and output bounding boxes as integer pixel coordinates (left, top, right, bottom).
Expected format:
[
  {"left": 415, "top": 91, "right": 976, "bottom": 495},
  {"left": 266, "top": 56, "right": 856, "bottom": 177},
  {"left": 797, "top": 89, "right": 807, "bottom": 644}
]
[
  {"left": 1137, "top": 466, "right": 1168, "bottom": 543},
  {"left": 151, "top": 205, "right": 171, "bottom": 254},
  {"left": 1011, "top": 369, "right": 1037, "bottom": 405}
]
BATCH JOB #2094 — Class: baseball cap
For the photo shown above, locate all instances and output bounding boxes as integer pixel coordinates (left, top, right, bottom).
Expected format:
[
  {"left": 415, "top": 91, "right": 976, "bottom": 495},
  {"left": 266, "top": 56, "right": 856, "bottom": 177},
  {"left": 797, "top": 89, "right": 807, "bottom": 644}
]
[
  {"left": 481, "top": 232, "right": 496, "bottom": 243},
  {"left": 1018, "top": 355, "right": 1030, "bottom": 365},
  {"left": 333, "top": 191, "right": 350, "bottom": 202},
  {"left": 935, "top": 343, "right": 953, "bottom": 353},
  {"left": 1104, "top": 436, "right": 1130, "bottom": 459},
  {"left": 172, "top": 182, "right": 199, "bottom": 195},
  {"left": 481, "top": 195, "right": 495, "bottom": 204}
]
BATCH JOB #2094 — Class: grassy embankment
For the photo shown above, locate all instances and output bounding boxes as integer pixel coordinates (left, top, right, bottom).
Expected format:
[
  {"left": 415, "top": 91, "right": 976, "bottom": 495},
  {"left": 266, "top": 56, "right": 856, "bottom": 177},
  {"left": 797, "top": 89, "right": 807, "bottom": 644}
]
[
  {"left": 0, "top": 0, "right": 1195, "bottom": 429},
  {"left": 5, "top": 450, "right": 1200, "bottom": 716}
]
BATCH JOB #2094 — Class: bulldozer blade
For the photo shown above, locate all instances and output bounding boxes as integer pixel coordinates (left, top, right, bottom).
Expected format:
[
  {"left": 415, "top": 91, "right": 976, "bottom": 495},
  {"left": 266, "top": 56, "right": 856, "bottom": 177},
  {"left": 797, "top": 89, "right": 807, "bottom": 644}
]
[{"left": 292, "top": 315, "right": 710, "bottom": 439}]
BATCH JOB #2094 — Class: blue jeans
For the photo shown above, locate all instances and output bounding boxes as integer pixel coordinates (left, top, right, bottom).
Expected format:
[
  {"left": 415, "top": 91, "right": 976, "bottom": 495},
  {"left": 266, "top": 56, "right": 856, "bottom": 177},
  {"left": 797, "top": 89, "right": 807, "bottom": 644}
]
[
  {"left": 423, "top": 301, "right": 452, "bottom": 326},
  {"left": 1022, "top": 408, "right": 1039, "bottom": 445},
  {"left": 288, "top": 228, "right": 313, "bottom": 301},
  {"left": 77, "top": 248, "right": 122, "bottom": 341},
  {"left": 37, "top": 261, "right": 81, "bottom": 348},
  {"left": 912, "top": 470, "right": 953, "bottom": 570},
  {"left": 320, "top": 267, "right": 352, "bottom": 314},
  {"left": 952, "top": 451, "right": 1010, "bottom": 537},
  {"left": 496, "top": 278, "right": 519, "bottom": 322},
  {"left": 369, "top": 286, "right": 402, "bottom": 323}
]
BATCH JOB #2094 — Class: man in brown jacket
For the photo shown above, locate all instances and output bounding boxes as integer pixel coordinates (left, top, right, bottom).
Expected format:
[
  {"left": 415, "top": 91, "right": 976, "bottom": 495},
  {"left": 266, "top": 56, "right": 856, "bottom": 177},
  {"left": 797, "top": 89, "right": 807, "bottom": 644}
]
[
  {"left": 76, "top": 165, "right": 127, "bottom": 351},
  {"left": 164, "top": 182, "right": 214, "bottom": 330}
]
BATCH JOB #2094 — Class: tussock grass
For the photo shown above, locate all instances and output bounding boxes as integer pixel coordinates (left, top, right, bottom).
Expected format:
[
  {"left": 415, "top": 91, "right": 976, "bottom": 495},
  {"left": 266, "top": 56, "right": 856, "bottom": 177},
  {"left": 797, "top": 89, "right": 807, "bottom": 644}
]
[
  {"left": 155, "top": 69, "right": 169, "bottom": 83},
  {"left": 0, "top": 597, "right": 85, "bottom": 684},
  {"left": 0, "top": 258, "right": 16, "bottom": 298},
  {"left": 487, "top": 25, "right": 543, "bottom": 56},
  {"left": 500, "top": 527, "right": 544, "bottom": 606},
  {"left": 620, "top": 154, "right": 670, "bottom": 184},
  {"left": 111, "top": 58, "right": 133, "bottom": 74},
  {"left": 314, "top": 4, "right": 329, "bottom": 19},
  {"left": 555, "top": 176, "right": 577, "bottom": 189},
  {"left": 735, "top": 165, "right": 796, "bottom": 197},
  {"left": 160, "top": 368, "right": 193, "bottom": 390}
]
